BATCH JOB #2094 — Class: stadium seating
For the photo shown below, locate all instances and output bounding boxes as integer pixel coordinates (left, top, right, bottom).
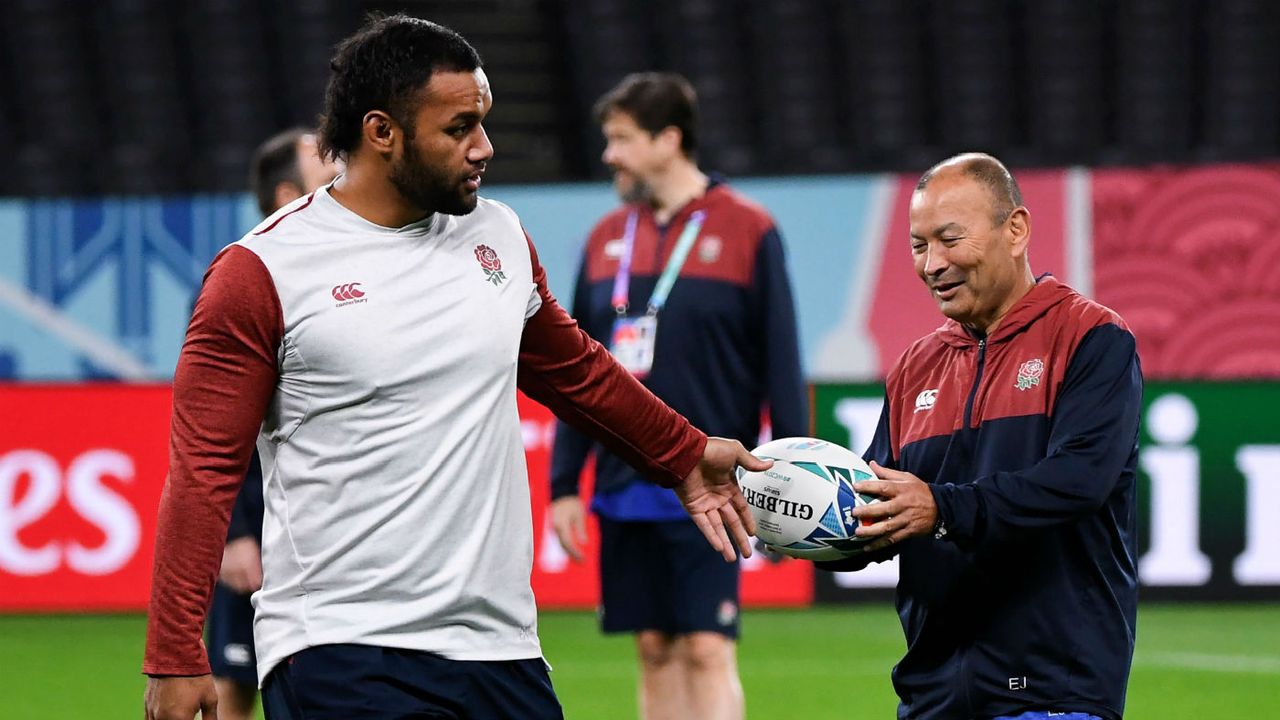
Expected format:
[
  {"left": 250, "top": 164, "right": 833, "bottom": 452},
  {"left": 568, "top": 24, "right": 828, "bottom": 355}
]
[{"left": 5, "top": 0, "right": 1280, "bottom": 194}]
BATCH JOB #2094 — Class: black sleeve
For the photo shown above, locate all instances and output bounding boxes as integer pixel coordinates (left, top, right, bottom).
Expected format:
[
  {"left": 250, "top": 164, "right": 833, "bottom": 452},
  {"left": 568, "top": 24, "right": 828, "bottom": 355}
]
[
  {"left": 751, "top": 227, "right": 809, "bottom": 438},
  {"left": 862, "top": 393, "right": 896, "bottom": 470},
  {"left": 930, "top": 323, "right": 1143, "bottom": 546}
]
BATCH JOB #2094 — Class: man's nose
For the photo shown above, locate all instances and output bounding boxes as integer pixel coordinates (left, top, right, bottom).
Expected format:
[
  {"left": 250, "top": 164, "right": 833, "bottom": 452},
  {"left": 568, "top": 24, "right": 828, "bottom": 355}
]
[
  {"left": 923, "top": 244, "right": 948, "bottom": 276},
  {"left": 470, "top": 127, "right": 494, "bottom": 162}
]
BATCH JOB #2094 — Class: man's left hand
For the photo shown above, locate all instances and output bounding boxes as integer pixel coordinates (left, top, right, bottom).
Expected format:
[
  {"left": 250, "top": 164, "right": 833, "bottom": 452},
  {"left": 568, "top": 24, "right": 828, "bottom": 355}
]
[
  {"left": 850, "top": 461, "right": 939, "bottom": 553},
  {"left": 675, "top": 437, "right": 768, "bottom": 562}
]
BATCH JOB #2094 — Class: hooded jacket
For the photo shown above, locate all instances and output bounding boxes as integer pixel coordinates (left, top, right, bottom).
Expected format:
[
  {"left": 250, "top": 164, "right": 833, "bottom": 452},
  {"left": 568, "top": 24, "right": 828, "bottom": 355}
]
[{"left": 827, "top": 276, "right": 1142, "bottom": 720}]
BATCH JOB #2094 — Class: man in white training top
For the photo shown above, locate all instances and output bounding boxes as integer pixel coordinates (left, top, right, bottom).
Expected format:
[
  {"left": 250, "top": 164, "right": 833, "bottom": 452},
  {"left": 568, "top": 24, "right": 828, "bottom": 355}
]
[{"left": 142, "top": 15, "right": 766, "bottom": 720}]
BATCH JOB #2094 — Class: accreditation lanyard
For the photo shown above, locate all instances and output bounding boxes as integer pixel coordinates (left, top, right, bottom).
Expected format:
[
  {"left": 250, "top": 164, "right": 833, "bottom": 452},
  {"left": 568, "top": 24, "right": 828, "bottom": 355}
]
[{"left": 608, "top": 208, "right": 707, "bottom": 377}]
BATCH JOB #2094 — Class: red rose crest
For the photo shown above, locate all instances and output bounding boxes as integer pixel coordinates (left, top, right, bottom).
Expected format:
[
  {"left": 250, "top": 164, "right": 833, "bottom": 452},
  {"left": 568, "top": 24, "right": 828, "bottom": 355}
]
[
  {"left": 474, "top": 244, "right": 506, "bottom": 285},
  {"left": 1015, "top": 358, "right": 1044, "bottom": 391}
]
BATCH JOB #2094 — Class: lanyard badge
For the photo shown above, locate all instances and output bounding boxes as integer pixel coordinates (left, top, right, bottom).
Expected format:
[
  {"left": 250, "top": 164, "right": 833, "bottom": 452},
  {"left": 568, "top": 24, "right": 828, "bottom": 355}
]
[
  {"left": 610, "top": 314, "right": 659, "bottom": 376},
  {"left": 608, "top": 209, "right": 707, "bottom": 378}
]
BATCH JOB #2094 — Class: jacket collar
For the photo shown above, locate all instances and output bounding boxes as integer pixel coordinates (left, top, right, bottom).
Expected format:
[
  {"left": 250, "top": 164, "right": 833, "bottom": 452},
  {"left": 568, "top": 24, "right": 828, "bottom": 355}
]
[
  {"left": 632, "top": 173, "right": 728, "bottom": 228},
  {"left": 935, "top": 274, "right": 1075, "bottom": 348}
]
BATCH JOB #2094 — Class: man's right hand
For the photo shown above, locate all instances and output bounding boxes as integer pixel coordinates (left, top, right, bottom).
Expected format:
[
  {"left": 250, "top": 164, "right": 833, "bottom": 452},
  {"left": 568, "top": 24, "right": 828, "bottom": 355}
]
[
  {"left": 144, "top": 675, "right": 218, "bottom": 720},
  {"left": 219, "top": 537, "right": 263, "bottom": 594},
  {"left": 550, "top": 496, "right": 588, "bottom": 562},
  {"left": 676, "top": 437, "right": 766, "bottom": 561}
]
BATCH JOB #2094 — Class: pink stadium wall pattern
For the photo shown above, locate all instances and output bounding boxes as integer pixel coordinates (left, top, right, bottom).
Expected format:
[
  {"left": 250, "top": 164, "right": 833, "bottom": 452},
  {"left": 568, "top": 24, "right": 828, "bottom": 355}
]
[
  {"left": 1092, "top": 165, "right": 1280, "bottom": 379},
  {"left": 860, "top": 164, "right": 1280, "bottom": 381}
]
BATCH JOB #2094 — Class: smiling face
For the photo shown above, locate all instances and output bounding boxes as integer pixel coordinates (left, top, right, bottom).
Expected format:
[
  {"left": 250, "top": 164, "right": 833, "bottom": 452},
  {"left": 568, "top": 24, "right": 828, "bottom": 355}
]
[
  {"left": 908, "top": 169, "right": 1032, "bottom": 333},
  {"left": 390, "top": 67, "right": 494, "bottom": 216}
]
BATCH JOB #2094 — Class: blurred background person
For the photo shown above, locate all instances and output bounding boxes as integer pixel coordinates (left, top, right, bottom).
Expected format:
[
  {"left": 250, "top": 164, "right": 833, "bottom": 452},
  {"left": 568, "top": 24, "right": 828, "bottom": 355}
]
[
  {"left": 251, "top": 129, "right": 345, "bottom": 220},
  {"left": 205, "top": 127, "right": 340, "bottom": 720},
  {"left": 548, "top": 72, "right": 808, "bottom": 720}
]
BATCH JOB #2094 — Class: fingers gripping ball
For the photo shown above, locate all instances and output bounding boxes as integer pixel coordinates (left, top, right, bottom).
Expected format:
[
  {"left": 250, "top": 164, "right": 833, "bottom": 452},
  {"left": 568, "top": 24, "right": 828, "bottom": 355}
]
[{"left": 736, "top": 437, "right": 883, "bottom": 561}]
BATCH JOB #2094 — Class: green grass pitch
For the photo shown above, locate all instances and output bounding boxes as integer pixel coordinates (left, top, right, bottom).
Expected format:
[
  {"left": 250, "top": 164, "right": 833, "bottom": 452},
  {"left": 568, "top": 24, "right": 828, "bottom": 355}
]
[{"left": 1, "top": 604, "right": 1276, "bottom": 718}]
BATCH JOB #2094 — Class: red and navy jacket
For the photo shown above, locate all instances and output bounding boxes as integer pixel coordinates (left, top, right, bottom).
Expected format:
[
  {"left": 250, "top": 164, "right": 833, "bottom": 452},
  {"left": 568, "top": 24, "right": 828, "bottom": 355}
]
[
  {"left": 550, "top": 179, "right": 808, "bottom": 513},
  {"left": 827, "top": 276, "right": 1142, "bottom": 720}
]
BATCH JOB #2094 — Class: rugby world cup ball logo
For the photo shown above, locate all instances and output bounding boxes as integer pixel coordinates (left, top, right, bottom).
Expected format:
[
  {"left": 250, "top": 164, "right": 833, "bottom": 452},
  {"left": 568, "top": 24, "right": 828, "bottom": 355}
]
[
  {"left": 474, "top": 244, "right": 506, "bottom": 286},
  {"left": 1016, "top": 358, "right": 1044, "bottom": 391}
]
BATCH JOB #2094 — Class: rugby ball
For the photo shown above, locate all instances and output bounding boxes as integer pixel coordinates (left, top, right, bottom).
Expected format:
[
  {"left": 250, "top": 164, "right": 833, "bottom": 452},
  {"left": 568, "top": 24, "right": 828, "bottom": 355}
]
[{"left": 737, "top": 437, "right": 882, "bottom": 561}]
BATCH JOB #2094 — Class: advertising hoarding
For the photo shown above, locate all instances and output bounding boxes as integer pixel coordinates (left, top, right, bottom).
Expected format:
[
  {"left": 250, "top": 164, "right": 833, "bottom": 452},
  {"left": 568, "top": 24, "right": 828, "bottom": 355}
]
[
  {"left": 0, "top": 386, "right": 811, "bottom": 611},
  {"left": 812, "top": 382, "right": 1280, "bottom": 602}
]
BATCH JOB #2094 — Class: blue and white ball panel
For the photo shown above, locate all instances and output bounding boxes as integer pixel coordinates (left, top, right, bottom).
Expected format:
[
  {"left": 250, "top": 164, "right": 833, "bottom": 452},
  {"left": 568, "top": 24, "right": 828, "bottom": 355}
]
[{"left": 738, "top": 437, "right": 881, "bottom": 561}]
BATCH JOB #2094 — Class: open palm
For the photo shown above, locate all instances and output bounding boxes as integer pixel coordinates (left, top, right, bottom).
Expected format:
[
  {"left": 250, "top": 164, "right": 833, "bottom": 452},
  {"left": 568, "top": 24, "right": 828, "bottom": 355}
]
[{"left": 674, "top": 437, "right": 771, "bottom": 561}]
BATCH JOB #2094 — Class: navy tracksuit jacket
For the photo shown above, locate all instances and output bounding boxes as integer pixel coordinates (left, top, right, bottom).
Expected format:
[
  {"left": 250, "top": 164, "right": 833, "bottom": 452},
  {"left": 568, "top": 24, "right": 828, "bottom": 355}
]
[
  {"left": 824, "top": 276, "right": 1142, "bottom": 720},
  {"left": 549, "top": 180, "right": 808, "bottom": 508}
]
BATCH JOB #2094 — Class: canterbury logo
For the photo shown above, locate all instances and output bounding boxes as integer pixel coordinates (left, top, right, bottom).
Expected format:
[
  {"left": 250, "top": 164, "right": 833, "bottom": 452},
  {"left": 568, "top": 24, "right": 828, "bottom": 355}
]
[
  {"left": 914, "top": 388, "right": 939, "bottom": 413},
  {"left": 331, "top": 283, "right": 365, "bottom": 301},
  {"left": 332, "top": 282, "right": 367, "bottom": 307}
]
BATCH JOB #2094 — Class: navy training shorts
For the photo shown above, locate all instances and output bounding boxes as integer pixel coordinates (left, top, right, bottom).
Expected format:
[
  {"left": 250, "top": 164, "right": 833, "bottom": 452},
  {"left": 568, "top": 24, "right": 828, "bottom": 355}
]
[
  {"left": 261, "top": 644, "right": 563, "bottom": 720},
  {"left": 597, "top": 517, "right": 741, "bottom": 638},
  {"left": 206, "top": 582, "right": 258, "bottom": 686}
]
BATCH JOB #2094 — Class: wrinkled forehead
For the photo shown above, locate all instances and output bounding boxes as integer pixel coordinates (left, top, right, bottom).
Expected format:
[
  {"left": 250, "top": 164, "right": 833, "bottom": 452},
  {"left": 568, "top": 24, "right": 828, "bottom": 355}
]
[{"left": 910, "top": 174, "right": 995, "bottom": 227}]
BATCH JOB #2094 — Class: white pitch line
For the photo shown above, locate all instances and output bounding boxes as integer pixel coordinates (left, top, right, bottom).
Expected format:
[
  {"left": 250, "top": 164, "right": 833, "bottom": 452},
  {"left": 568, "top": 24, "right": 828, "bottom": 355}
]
[
  {"left": 0, "top": 275, "right": 152, "bottom": 379},
  {"left": 1136, "top": 651, "right": 1280, "bottom": 674}
]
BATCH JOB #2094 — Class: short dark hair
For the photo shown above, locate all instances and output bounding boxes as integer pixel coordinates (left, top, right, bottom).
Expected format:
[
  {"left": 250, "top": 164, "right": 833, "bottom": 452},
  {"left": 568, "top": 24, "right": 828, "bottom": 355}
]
[
  {"left": 318, "top": 14, "right": 482, "bottom": 162},
  {"left": 593, "top": 72, "right": 699, "bottom": 158},
  {"left": 916, "top": 152, "right": 1024, "bottom": 225},
  {"left": 250, "top": 127, "right": 308, "bottom": 217}
]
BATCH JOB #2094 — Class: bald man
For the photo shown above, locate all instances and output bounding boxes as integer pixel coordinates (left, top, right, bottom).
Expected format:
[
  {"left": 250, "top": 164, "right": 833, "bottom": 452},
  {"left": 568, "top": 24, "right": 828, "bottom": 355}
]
[{"left": 826, "top": 153, "right": 1142, "bottom": 720}]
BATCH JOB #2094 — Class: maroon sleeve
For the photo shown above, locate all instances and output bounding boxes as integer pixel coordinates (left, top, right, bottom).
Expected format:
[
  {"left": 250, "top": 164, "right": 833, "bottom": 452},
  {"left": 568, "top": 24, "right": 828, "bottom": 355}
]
[
  {"left": 517, "top": 234, "right": 707, "bottom": 487},
  {"left": 142, "top": 245, "right": 283, "bottom": 676}
]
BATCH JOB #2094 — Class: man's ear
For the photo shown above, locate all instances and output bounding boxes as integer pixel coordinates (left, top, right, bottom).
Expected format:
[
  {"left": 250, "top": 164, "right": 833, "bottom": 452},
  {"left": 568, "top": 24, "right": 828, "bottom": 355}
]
[
  {"left": 361, "top": 110, "right": 398, "bottom": 157},
  {"left": 1007, "top": 206, "right": 1031, "bottom": 259},
  {"left": 655, "top": 126, "right": 683, "bottom": 157}
]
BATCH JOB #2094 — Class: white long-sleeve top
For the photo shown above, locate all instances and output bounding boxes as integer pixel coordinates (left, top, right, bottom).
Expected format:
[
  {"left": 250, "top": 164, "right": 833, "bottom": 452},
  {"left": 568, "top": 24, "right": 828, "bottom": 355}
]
[{"left": 143, "top": 187, "right": 706, "bottom": 683}]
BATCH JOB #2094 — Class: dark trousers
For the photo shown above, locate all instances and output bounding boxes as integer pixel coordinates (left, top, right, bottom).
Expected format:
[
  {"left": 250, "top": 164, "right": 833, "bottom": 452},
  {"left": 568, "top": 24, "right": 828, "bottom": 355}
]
[{"left": 261, "top": 643, "right": 563, "bottom": 720}]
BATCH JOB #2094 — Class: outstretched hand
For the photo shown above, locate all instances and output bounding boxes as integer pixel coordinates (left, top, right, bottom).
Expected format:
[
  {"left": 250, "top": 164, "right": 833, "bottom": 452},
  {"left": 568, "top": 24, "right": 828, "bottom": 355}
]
[
  {"left": 850, "top": 461, "right": 938, "bottom": 553},
  {"left": 675, "top": 437, "right": 769, "bottom": 562}
]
